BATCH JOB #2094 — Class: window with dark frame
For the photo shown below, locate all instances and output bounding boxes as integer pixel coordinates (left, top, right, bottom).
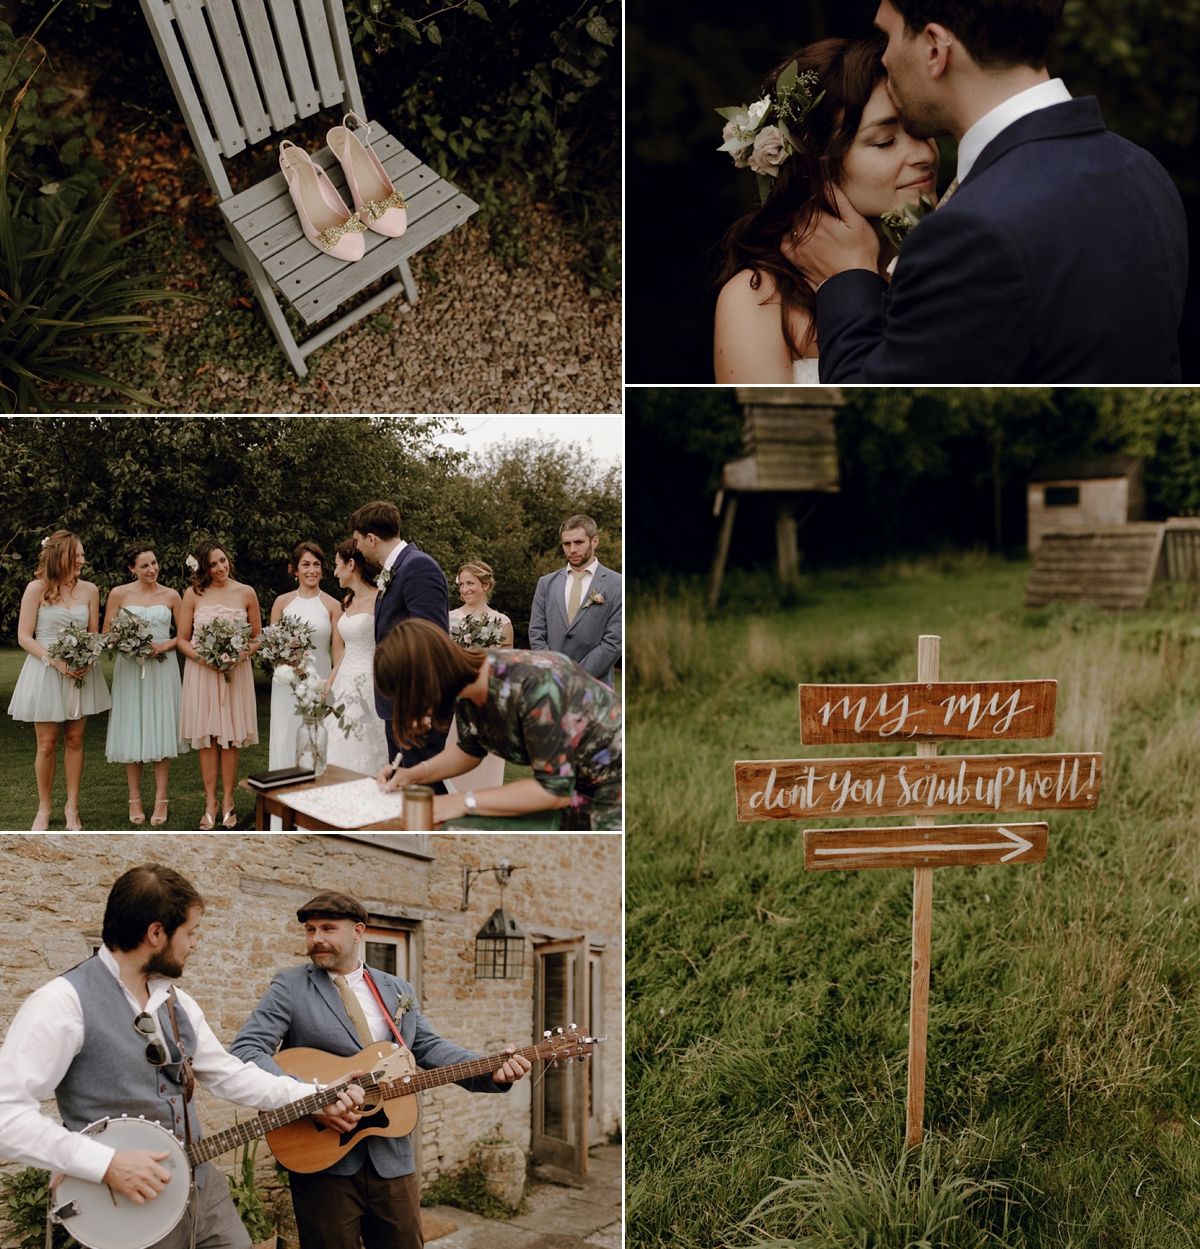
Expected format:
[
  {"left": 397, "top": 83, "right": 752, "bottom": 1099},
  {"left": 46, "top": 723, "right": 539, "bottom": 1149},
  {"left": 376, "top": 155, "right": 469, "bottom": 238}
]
[{"left": 1044, "top": 486, "right": 1081, "bottom": 507}]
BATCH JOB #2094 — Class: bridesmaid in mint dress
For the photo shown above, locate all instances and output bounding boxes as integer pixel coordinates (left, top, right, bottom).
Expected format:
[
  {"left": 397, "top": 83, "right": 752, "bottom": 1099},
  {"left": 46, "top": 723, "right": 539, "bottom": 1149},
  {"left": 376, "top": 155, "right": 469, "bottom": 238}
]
[
  {"left": 9, "top": 529, "right": 111, "bottom": 830},
  {"left": 102, "top": 541, "right": 186, "bottom": 827}
]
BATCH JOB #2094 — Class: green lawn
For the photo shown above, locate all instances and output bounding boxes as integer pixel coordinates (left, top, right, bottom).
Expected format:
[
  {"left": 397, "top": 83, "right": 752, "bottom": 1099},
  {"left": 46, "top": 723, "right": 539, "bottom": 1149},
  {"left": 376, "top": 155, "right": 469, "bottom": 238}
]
[
  {"left": 627, "top": 556, "right": 1200, "bottom": 1248},
  {"left": 0, "top": 650, "right": 533, "bottom": 831}
]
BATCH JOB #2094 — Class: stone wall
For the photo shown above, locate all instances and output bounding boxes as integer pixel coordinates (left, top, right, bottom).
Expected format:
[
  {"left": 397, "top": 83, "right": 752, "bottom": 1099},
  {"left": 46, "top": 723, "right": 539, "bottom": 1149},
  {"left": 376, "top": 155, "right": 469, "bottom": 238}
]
[{"left": 0, "top": 833, "right": 622, "bottom": 1199}]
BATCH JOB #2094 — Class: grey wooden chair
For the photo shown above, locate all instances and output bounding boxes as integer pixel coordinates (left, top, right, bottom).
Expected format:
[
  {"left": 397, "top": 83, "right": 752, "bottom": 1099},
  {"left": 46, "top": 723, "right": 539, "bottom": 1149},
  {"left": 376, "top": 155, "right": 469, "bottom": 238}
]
[{"left": 137, "top": 0, "right": 478, "bottom": 375}]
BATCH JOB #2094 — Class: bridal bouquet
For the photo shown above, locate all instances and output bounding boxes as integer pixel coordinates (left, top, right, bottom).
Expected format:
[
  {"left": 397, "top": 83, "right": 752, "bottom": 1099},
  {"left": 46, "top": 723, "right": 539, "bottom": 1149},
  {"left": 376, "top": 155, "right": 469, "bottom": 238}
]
[
  {"left": 106, "top": 609, "right": 164, "bottom": 678},
  {"left": 257, "top": 618, "right": 316, "bottom": 676},
  {"left": 280, "top": 664, "right": 363, "bottom": 740},
  {"left": 46, "top": 621, "right": 105, "bottom": 685},
  {"left": 194, "top": 616, "right": 252, "bottom": 683},
  {"left": 450, "top": 614, "right": 507, "bottom": 650},
  {"left": 881, "top": 191, "right": 937, "bottom": 252}
]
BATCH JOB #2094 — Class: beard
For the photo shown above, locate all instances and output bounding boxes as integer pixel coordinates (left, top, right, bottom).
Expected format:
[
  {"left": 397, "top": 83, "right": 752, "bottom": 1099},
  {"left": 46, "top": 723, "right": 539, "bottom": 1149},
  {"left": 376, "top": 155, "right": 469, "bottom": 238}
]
[
  {"left": 885, "top": 73, "right": 950, "bottom": 141},
  {"left": 142, "top": 948, "right": 186, "bottom": 978}
]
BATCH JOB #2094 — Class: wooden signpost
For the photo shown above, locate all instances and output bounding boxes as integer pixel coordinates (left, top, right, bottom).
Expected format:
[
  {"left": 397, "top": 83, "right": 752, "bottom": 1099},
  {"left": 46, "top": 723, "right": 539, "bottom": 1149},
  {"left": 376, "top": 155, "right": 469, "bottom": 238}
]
[{"left": 733, "top": 635, "right": 1103, "bottom": 1148}]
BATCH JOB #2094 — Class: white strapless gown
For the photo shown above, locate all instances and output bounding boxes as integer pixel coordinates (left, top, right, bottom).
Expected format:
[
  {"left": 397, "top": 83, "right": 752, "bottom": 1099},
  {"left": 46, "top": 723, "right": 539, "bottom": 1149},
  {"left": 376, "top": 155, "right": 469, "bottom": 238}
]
[
  {"left": 793, "top": 358, "right": 822, "bottom": 383},
  {"left": 326, "top": 612, "right": 389, "bottom": 777},
  {"left": 269, "top": 594, "right": 333, "bottom": 768}
]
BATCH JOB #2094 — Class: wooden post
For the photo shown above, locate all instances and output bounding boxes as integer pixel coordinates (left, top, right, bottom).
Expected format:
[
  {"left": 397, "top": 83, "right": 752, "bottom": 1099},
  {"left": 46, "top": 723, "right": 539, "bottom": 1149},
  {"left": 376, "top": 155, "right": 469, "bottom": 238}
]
[
  {"left": 708, "top": 493, "right": 738, "bottom": 611},
  {"left": 906, "top": 633, "right": 940, "bottom": 1149},
  {"left": 775, "top": 502, "right": 800, "bottom": 582}
]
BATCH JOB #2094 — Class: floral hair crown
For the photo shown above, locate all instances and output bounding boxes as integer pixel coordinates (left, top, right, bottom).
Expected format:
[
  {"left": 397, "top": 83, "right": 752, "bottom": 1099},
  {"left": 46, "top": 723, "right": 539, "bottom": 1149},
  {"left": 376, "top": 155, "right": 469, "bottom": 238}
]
[{"left": 717, "top": 62, "right": 825, "bottom": 203}]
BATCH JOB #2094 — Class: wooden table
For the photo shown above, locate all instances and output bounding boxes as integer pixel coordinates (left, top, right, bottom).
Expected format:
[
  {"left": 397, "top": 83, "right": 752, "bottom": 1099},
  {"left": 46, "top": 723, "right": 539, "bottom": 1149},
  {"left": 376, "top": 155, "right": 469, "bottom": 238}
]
[{"left": 238, "top": 766, "right": 565, "bottom": 831}]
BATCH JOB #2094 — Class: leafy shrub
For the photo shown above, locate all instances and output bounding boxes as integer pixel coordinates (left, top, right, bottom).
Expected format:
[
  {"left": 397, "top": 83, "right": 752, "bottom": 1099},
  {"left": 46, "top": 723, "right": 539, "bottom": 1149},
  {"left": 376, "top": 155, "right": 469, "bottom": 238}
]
[
  {"left": 0, "top": 7, "right": 187, "bottom": 410},
  {"left": 0, "top": 1167, "right": 76, "bottom": 1249},
  {"left": 227, "top": 1137, "right": 276, "bottom": 1244},
  {"left": 420, "top": 1164, "right": 526, "bottom": 1220}
]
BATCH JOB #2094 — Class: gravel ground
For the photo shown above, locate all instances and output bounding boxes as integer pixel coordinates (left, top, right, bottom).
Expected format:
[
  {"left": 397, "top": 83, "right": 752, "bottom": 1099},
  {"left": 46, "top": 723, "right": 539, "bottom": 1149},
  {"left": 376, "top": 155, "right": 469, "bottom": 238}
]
[{"left": 68, "top": 197, "right": 621, "bottom": 414}]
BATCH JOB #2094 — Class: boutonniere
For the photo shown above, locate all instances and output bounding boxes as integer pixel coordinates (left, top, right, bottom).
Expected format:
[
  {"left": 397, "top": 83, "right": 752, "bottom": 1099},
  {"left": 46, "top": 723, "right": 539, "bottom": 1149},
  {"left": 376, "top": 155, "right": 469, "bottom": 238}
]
[
  {"left": 376, "top": 567, "right": 393, "bottom": 597},
  {"left": 881, "top": 191, "right": 937, "bottom": 275},
  {"left": 393, "top": 992, "right": 416, "bottom": 1025},
  {"left": 580, "top": 590, "right": 605, "bottom": 610}
]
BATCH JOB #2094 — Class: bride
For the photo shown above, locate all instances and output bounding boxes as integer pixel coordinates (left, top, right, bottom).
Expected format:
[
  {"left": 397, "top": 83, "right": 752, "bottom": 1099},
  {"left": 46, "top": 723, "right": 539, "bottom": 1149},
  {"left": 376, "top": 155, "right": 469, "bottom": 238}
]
[
  {"left": 324, "top": 538, "right": 388, "bottom": 776},
  {"left": 713, "top": 37, "right": 939, "bottom": 383}
]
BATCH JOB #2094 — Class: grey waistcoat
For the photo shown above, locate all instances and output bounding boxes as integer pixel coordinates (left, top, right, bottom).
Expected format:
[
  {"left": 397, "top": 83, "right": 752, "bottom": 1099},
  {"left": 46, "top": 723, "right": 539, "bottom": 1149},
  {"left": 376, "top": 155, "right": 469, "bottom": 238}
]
[{"left": 59, "top": 956, "right": 207, "bottom": 1185}]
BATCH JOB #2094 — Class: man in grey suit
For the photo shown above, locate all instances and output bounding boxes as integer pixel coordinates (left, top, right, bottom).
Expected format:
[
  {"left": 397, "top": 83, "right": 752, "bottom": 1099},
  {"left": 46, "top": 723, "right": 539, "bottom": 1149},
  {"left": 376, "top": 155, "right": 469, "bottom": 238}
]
[
  {"left": 529, "top": 514, "right": 622, "bottom": 688},
  {"left": 231, "top": 893, "right": 530, "bottom": 1249}
]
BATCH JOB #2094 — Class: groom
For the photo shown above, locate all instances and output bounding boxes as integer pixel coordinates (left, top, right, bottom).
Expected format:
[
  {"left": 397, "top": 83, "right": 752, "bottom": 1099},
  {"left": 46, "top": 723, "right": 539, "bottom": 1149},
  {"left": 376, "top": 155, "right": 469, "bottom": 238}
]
[
  {"left": 795, "top": 0, "right": 1188, "bottom": 382},
  {"left": 350, "top": 501, "right": 451, "bottom": 790}
]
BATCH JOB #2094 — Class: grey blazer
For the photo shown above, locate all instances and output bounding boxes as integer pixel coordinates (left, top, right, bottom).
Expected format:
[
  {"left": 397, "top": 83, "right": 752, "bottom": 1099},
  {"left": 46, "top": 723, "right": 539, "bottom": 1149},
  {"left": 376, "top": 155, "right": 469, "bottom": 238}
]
[
  {"left": 230, "top": 964, "right": 509, "bottom": 1178},
  {"left": 528, "top": 563, "right": 622, "bottom": 687}
]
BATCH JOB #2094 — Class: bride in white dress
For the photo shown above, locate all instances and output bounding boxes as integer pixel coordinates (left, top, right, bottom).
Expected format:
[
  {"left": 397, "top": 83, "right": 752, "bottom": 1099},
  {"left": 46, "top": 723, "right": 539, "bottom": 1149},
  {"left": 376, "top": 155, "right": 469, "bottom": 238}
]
[
  {"left": 325, "top": 539, "right": 389, "bottom": 777},
  {"left": 711, "top": 37, "right": 939, "bottom": 383},
  {"left": 268, "top": 544, "right": 342, "bottom": 828},
  {"left": 445, "top": 561, "right": 513, "bottom": 795}
]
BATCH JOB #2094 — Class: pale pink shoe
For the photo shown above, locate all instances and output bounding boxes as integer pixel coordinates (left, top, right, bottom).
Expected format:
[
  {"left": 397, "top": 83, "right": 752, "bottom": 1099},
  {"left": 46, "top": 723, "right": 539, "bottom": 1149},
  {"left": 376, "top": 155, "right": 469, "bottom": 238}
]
[
  {"left": 279, "top": 140, "right": 366, "bottom": 261},
  {"left": 327, "top": 113, "right": 408, "bottom": 238}
]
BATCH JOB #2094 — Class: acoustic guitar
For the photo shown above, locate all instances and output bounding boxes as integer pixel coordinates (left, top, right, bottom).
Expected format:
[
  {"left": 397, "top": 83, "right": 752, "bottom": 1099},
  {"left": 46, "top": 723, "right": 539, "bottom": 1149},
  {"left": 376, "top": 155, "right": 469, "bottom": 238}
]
[{"left": 267, "top": 1026, "right": 601, "bottom": 1172}]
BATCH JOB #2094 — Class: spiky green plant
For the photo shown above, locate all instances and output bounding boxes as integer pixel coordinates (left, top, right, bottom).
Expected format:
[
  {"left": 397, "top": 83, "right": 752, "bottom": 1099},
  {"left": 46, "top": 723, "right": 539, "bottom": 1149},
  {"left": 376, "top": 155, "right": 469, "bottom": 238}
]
[{"left": 0, "top": 4, "right": 190, "bottom": 411}]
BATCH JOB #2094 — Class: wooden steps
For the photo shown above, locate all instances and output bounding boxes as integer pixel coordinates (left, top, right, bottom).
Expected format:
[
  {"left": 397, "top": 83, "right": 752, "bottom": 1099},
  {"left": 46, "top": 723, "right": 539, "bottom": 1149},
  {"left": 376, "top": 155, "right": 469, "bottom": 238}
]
[{"left": 1024, "top": 524, "right": 1166, "bottom": 610}]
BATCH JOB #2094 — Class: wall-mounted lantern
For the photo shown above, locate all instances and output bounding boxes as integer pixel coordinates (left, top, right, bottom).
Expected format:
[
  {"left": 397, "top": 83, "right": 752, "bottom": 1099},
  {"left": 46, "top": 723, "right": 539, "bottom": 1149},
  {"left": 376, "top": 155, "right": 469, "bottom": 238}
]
[{"left": 462, "top": 860, "right": 526, "bottom": 980}]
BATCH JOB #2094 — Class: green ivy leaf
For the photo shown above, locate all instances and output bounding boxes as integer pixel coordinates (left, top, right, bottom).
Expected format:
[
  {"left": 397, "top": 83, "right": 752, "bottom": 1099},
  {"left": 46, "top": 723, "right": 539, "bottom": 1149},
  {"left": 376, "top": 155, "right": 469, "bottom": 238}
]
[
  {"left": 583, "top": 15, "right": 613, "bottom": 45},
  {"left": 425, "top": 20, "right": 442, "bottom": 44},
  {"left": 465, "top": 0, "right": 490, "bottom": 19}
]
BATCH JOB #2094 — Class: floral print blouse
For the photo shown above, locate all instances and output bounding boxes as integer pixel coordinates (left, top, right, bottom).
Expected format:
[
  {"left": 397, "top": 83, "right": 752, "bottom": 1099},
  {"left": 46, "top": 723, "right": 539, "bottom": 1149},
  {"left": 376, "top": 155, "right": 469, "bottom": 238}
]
[{"left": 454, "top": 650, "right": 622, "bottom": 830}]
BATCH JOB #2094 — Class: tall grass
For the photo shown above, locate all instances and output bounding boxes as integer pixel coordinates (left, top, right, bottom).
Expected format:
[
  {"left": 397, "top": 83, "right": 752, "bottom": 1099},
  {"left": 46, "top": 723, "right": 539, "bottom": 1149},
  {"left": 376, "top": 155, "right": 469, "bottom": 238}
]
[{"left": 628, "top": 557, "right": 1200, "bottom": 1249}]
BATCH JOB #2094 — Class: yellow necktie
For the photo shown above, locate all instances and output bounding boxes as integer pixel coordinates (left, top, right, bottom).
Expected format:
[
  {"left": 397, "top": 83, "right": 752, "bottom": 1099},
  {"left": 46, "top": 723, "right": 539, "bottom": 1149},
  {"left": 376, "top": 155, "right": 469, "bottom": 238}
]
[
  {"left": 938, "top": 176, "right": 959, "bottom": 207},
  {"left": 567, "top": 568, "right": 588, "bottom": 625},
  {"left": 333, "top": 974, "right": 373, "bottom": 1045}
]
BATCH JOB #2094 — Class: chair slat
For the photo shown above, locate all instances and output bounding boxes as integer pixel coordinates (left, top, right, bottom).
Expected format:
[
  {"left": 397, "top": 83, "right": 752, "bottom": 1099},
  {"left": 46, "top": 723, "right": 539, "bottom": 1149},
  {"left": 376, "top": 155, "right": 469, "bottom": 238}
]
[
  {"left": 299, "top": 193, "right": 477, "bottom": 323},
  {"left": 234, "top": 0, "right": 295, "bottom": 130},
  {"left": 171, "top": 0, "right": 246, "bottom": 156},
  {"left": 297, "top": 0, "right": 342, "bottom": 108},
  {"left": 264, "top": 0, "right": 321, "bottom": 117},
  {"left": 322, "top": 0, "right": 365, "bottom": 118},
  {"left": 205, "top": 0, "right": 271, "bottom": 144}
]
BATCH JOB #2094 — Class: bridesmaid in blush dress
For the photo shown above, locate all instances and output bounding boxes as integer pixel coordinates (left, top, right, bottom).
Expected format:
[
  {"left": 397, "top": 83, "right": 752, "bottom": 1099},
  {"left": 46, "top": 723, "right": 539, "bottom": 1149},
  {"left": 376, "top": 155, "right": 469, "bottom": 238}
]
[
  {"left": 177, "top": 540, "right": 262, "bottom": 829},
  {"left": 9, "top": 530, "right": 111, "bottom": 830},
  {"left": 102, "top": 541, "right": 186, "bottom": 827}
]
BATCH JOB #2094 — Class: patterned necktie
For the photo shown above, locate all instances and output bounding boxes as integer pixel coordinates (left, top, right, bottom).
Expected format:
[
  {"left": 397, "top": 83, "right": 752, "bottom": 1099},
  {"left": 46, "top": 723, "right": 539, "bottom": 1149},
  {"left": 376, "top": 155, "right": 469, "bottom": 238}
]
[
  {"left": 333, "top": 974, "right": 373, "bottom": 1045},
  {"left": 566, "top": 568, "right": 588, "bottom": 625},
  {"left": 938, "top": 176, "right": 960, "bottom": 207}
]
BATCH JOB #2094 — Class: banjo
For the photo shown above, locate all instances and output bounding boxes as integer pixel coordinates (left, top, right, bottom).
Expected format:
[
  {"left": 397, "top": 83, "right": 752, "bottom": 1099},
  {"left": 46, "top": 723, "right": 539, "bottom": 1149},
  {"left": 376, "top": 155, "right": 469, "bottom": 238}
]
[{"left": 51, "top": 1077, "right": 368, "bottom": 1249}]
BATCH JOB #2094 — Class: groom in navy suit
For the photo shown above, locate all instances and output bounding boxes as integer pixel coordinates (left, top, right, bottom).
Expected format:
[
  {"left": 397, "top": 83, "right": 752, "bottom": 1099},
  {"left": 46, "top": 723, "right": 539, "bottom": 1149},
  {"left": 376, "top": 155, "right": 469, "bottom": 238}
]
[
  {"left": 797, "top": 0, "right": 1188, "bottom": 382},
  {"left": 350, "top": 501, "right": 451, "bottom": 789}
]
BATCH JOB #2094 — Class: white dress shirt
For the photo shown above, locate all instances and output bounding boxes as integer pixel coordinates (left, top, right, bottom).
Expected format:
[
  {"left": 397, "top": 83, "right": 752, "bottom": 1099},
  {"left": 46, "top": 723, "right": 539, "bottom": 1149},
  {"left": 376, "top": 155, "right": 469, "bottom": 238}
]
[
  {"left": 563, "top": 558, "right": 599, "bottom": 616},
  {"left": 956, "top": 77, "right": 1073, "bottom": 185},
  {"left": 0, "top": 946, "right": 311, "bottom": 1183},
  {"left": 381, "top": 539, "right": 409, "bottom": 575},
  {"left": 335, "top": 961, "right": 393, "bottom": 1043}
]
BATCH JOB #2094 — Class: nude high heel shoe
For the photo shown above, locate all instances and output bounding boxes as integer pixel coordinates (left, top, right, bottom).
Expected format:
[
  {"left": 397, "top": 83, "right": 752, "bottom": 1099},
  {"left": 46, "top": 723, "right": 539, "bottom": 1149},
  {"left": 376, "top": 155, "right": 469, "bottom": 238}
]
[
  {"left": 326, "top": 114, "right": 408, "bottom": 238},
  {"left": 279, "top": 140, "right": 366, "bottom": 261}
]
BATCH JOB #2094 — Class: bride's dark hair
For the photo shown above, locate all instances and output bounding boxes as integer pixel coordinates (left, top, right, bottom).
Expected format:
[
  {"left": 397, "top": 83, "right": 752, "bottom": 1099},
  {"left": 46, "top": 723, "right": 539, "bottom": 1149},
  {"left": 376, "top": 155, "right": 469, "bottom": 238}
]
[{"left": 716, "top": 36, "right": 888, "bottom": 360}]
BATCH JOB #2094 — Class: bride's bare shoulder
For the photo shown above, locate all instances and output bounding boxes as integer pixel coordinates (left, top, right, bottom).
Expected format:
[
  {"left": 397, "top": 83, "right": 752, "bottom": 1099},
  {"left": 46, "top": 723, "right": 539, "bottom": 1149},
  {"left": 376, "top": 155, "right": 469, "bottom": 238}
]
[
  {"left": 716, "top": 267, "right": 781, "bottom": 312},
  {"left": 714, "top": 268, "right": 812, "bottom": 384}
]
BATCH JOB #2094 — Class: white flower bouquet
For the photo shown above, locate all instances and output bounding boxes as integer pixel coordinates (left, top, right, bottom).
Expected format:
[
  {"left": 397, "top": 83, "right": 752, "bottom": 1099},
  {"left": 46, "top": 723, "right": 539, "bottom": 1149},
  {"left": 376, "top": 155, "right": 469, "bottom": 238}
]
[
  {"left": 257, "top": 618, "right": 316, "bottom": 674},
  {"left": 280, "top": 664, "right": 363, "bottom": 740},
  {"left": 450, "top": 614, "right": 507, "bottom": 650},
  {"left": 106, "top": 609, "right": 164, "bottom": 678},
  {"left": 194, "top": 616, "right": 252, "bottom": 684},
  {"left": 46, "top": 621, "right": 105, "bottom": 685}
]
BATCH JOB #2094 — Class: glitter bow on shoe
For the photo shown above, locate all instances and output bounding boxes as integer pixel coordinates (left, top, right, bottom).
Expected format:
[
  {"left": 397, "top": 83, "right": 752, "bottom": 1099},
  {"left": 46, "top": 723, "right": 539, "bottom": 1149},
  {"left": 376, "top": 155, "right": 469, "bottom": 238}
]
[
  {"left": 359, "top": 189, "right": 408, "bottom": 225},
  {"left": 279, "top": 140, "right": 366, "bottom": 262},
  {"left": 317, "top": 212, "right": 368, "bottom": 253}
]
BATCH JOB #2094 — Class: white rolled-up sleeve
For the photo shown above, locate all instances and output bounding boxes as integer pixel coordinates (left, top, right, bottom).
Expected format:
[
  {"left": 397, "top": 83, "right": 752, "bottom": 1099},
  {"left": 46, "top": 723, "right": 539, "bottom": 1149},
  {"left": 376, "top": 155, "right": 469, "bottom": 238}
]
[
  {"left": 0, "top": 979, "right": 116, "bottom": 1183},
  {"left": 175, "top": 991, "right": 311, "bottom": 1109}
]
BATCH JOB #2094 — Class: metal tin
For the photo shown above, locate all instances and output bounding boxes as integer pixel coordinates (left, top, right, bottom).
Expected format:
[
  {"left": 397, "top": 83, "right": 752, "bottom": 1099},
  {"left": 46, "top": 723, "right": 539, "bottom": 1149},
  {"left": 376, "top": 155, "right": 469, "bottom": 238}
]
[{"left": 402, "top": 785, "right": 435, "bottom": 830}]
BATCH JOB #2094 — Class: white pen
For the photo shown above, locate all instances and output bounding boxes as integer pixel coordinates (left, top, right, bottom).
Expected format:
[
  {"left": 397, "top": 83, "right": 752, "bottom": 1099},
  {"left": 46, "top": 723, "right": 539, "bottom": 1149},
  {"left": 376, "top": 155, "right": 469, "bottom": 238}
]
[{"left": 379, "top": 753, "right": 403, "bottom": 791}]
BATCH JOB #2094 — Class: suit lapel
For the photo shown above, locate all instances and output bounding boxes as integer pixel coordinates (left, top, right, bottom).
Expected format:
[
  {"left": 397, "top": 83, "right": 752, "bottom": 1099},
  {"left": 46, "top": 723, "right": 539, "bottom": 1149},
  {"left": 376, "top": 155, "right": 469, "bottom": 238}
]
[
  {"left": 309, "top": 965, "right": 363, "bottom": 1048},
  {"left": 550, "top": 568, "right": 570, "bottom": 634},
  {"left": 965, "top": 97, "right": 1105, "bottom": 186}
]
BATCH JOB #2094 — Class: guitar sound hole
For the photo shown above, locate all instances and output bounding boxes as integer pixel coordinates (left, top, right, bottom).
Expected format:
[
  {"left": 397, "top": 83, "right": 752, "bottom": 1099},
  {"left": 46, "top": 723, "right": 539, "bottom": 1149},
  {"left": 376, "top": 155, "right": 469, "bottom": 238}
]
[{"left": 339, "top": 1106, "right": 390, "bottom": 1146}]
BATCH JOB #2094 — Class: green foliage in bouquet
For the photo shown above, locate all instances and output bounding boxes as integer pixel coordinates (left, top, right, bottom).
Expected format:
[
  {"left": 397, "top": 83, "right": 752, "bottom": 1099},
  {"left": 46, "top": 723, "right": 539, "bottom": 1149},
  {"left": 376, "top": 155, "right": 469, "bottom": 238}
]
[
  {"left": 0, "top": 5, "right": 188, "bottom": 411},
  {"left": 0, "top": 1167, "right": 76, "bottom": 1249}
]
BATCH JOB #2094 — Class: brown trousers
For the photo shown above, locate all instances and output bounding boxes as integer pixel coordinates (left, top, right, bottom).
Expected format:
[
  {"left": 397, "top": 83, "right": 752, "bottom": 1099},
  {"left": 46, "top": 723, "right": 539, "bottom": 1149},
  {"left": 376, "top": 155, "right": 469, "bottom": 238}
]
[{"left": 289, "top": 1161, "right": 423, "bottom": 1249}]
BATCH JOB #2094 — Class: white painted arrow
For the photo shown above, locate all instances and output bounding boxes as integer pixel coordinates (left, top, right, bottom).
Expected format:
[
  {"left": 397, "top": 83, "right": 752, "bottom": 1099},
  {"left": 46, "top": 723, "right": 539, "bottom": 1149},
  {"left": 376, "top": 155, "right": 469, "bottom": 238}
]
[{"left": 813, "top": 826, "right": 1035, "bottom": 863}]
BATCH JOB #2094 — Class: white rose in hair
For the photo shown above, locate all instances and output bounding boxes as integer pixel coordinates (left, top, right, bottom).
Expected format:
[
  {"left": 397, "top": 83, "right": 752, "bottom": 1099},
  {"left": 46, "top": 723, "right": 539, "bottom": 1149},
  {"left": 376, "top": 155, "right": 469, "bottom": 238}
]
[
  {"left": 748, "top": 125, "right": 788, "bottom": 176},
  {"left": 722, "top": 121, "right": 752, "bottom": 168}
]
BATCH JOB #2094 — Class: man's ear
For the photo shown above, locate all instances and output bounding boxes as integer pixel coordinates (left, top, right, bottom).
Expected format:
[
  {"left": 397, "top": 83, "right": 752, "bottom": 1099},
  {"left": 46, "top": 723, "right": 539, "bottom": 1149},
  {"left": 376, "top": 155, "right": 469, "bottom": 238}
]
[{"left": 924, "top": 22, "right": 955, "bottom": 80}]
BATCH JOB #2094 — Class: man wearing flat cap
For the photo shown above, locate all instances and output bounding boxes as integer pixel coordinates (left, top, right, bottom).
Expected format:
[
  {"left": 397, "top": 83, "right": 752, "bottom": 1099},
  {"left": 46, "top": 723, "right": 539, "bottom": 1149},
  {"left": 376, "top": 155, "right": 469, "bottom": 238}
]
[{"left": 231, "top": 891, "right": 530, "bottom": 1249}]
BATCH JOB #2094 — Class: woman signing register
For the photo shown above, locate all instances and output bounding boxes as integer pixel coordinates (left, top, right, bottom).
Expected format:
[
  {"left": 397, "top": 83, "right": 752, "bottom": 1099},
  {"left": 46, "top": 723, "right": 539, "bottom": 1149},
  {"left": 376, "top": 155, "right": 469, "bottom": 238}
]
[{"left": 373, "top": 618, "right": 622, "bottom": 830}]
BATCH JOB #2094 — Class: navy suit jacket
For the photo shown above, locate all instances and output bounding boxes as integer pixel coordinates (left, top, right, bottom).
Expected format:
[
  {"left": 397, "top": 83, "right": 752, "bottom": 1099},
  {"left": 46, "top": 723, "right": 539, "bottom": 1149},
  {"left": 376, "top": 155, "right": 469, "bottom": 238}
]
[
  {"left": 816, "top": 97, "right": 1188, "bottom": 382},
  {"left": 373, "top": 541, "right": 450, "bottom": 721},
  {"left": 230, "top": 963, "right": 509, "bottom": 1177}
]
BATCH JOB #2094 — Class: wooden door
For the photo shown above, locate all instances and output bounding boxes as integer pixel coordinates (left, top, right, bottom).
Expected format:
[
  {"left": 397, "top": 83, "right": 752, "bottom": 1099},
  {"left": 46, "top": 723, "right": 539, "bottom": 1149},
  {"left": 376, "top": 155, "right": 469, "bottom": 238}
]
[{"left": 531, "top": 938, "right": 589, "bottom": 1182}]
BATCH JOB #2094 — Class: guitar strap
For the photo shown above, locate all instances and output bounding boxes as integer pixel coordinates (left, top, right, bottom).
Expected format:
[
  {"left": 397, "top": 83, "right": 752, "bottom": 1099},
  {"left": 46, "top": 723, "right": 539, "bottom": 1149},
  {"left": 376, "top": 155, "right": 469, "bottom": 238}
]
[
  {"left": 164, "top": 985, "right": 199, "bottom": 1249},
  {"left": 362, "top": 969, "right": 406, "bottom": 1048}
]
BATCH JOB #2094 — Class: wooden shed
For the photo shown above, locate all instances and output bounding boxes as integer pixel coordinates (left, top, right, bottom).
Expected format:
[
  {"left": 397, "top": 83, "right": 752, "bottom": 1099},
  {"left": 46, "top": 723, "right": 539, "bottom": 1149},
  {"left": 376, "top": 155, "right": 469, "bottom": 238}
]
[
  {"left": 1027, "top": 457, "right": 1144, "bottom": 553},
  {"left": 709, "top": 387, "right": 843, "bottom": 607}
]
